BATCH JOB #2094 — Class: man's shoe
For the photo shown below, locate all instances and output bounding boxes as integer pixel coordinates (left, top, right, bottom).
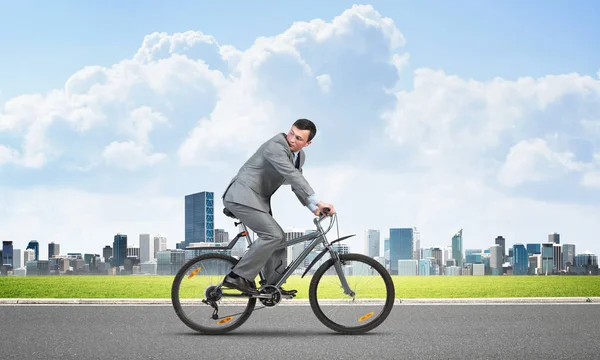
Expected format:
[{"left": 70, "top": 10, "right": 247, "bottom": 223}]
[{"left": 222, "top": 275, "right": 260, "bottom": 296}]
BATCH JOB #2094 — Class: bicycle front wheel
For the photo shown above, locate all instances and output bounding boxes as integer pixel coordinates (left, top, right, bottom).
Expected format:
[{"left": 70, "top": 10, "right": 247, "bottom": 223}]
[
  {"left": 171, "top": 253, "right": 256, "bottom": 334},
  {"left": 309, "top": 253, "right": 395, "bottom": 334}
]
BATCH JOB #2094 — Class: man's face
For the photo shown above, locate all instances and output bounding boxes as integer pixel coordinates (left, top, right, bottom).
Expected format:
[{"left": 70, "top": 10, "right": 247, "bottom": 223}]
[{"left": 286, "top": 125, "right": 312, "bottom": 152}]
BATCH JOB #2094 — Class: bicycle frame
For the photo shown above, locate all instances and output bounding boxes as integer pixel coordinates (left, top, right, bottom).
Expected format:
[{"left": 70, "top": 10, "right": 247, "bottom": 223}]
[{"left": 185, "top": 213, "right": 356, "bottom": 297}]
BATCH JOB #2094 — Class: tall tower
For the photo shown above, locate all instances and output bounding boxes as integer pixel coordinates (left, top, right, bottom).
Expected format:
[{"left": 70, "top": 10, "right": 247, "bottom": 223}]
[
  {"left": 2, "top": 241, "right": 13, "bottom": 267},
  {"left": 512, "top": 244, "right": 528, "bottom": 275},
  {"left": 452, "top": 229, "right": 463, "bottom": 267},
  {"left": 494, "top": 236, "right": 506, "bottom": 263},
  {"left": 389, "top": 228, "right": 413, "bottom": 275},
  {"left": 26, "top": 240, "right": 39, "bottom": 261},
  {"left": 185, "top": 191, "right": 214, "bottom": 246},
  {"left": 139, "top": 234, "right": 153, "bottom": 263},
  {"left": 365, "top": 229, "right": 380, "bottom": 258},
  {"left": 48, "top": 242, "right": 60, "bottom": 258},
  {"left": 548, "top": 232, "right": 560, "bottom": 244},
  {"left": 113, "top": 234, "right": 127, "bottom": 267}
]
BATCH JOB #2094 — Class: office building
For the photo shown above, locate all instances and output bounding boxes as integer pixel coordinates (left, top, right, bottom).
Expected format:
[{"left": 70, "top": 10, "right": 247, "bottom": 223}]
[
  {"left": 185, "top": 191, "right": 214, "bottom": 246},
  {"left": 452, "top": 229, "right": 463, "bottom": 267},
  {"left": 389, "top": 228, "right": 413, "bottom": 275},
  {"left": 365, "top": 229, "right": 380, "bottom": 258}
]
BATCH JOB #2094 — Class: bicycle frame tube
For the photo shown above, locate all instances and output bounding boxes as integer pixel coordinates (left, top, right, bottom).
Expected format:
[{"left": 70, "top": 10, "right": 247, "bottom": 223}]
[
  {"left": 273, "top": 231, "right": 324, "bottom": 287},
  {"left": 238, "top": 215, "right": 355, "bottom": 296}
]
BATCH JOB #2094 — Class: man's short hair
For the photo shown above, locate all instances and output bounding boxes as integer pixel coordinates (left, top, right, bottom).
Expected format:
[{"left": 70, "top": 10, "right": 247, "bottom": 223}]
[{"left": 293, "top": 118, "right": 317, "bottom": 141}]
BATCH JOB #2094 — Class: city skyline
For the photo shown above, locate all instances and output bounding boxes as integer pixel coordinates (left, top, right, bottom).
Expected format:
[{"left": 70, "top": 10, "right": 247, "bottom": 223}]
[{"left": 2, "top": 3, "right": 600, "bottom": 259}]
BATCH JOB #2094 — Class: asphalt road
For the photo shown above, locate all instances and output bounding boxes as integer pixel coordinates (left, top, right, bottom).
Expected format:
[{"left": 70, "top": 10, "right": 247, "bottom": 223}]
[{"left": 1, "top": 303, "right": 599, "bottom": 359}]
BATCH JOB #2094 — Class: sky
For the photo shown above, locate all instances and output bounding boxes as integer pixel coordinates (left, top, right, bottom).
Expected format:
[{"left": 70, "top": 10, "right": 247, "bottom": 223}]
[{"left": 1, "top": 1, "right": 599, "bottom": 261}]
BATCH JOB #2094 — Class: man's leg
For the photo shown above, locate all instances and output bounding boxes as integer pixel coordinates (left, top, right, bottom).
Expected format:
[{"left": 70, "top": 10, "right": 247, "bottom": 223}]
[{"left": 224, "top": 200, "right": 285, "bottom": 284}]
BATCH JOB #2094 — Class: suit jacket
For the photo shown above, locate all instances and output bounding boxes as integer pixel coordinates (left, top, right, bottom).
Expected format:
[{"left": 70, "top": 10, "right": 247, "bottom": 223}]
[{"left": 222, "top": 133, "right": 315, "bottom": 213}]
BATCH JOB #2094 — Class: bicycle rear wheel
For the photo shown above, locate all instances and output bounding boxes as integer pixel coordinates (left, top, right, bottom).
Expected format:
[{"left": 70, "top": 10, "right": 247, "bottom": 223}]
[
  {"left": 308, "top": 253, "right": 395, "bottom": 334},
  {"left": 171, "top": 253, "right": 256, "bottom": 334}
]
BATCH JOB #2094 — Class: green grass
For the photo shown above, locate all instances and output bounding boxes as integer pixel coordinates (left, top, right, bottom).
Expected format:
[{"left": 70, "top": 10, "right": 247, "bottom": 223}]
[{"left": 1, "top": 275, "right": 599, "bottom": 299}]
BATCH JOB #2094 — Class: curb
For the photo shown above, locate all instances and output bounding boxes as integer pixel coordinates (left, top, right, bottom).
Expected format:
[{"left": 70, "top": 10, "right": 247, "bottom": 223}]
[{"left": 0, "top": 297, "right": 598, "bottom": 305}]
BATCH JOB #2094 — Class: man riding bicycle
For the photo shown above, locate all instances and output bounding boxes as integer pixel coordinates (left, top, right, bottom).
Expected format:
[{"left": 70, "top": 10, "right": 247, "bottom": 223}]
[{"left": 221, "top": 118, "right": 336, "bottom": 296}]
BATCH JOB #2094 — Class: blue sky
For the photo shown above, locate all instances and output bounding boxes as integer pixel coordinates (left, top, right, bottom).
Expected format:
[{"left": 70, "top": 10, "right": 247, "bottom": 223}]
[{"left": 1, "top": 1, "right": 599, "bottom": 262}]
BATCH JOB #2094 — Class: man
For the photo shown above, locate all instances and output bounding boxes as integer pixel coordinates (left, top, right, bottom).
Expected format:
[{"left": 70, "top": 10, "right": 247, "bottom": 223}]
[{"left": 221, "top": 118, "right": 336, "bottom": 296}]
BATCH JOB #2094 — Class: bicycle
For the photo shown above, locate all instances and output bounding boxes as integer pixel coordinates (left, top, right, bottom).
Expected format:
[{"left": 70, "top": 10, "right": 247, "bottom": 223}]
[{"left": 171, "top": 207, "right": 395, "bottom": 334}]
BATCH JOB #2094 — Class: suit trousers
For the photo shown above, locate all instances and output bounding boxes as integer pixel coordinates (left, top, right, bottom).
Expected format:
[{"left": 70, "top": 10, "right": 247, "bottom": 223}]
[{"left": 223, "top": 199, "right": 287, "bottom": 285}]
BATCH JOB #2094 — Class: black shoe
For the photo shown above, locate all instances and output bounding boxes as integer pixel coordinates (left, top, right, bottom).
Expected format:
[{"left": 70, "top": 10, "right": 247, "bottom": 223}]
[
  {"left": 222, "top": 275, "right": 260, "bottom": 296},
  {"left": 279, "top": 288, "right": 298, "bottom": 296}
]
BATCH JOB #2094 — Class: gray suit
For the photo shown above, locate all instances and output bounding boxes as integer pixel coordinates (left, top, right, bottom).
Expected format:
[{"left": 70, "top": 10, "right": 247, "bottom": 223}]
[{"left": 222, "top": 132, "right": 316, "bottom": 284}]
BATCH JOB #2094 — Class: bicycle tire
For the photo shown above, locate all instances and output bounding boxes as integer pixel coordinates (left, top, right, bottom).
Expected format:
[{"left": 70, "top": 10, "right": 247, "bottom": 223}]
[
  {"left": 171, "top": 253, "right": 256, "bottom": 334},
  {"left": 308, "top": 253, "right": 395, "bottom": 334}
]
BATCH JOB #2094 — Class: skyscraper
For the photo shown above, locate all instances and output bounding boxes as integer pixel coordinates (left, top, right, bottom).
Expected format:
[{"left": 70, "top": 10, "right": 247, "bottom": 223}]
[
  {"left": 154, "top": 234, "right": 168, "bottom": 258},
  {"left": 48, "top": 242, "right": 60, "bottom": 258},
  {"left": 452, "top": 229, "right": 463, "bottom": 267},
  {"left": 2, "top": 241, "right": 13, "bottom": 267},
  {"left": 389, "top": 228, "right": 413, "bottom": 275},
  {"left": 139, "top": 234, "right": 153, "bottom": 263},
  {"left": 113, "top": 234, "right": 127, "bottom": 267},
  {"left": 512, "top": 244, "right": 528, "bottom": 275},
  {"left": 26, "top": 240, "right": 39, "bottom": 261},
  {"left": 562, "top": 244, "right": 576, "bottom": 269},
  {"left": 490, "top": 245, "right": 503, "bottom": 275},
  {"left": 185, "top": 191, "right": 214, "bottom": 246},
  {"left": 365, "top": 229, "right": 380, "bottom": 258},
  {"left": 548, "top": 232, "right": 560, "bottom": 244},
  {"left": 494, "top": 236, "right": 505, "bottom": 263}
]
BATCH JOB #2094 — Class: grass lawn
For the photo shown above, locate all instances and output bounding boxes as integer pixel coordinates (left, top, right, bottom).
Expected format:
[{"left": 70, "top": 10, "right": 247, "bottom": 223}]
[{"left": 0, "top": 275, "right": 599, "bottom": 299}]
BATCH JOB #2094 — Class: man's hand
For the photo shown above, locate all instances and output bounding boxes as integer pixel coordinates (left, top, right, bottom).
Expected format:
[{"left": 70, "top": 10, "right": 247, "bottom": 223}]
[{"left": 313, "top": 201, "right": 336, "bottom": 216}]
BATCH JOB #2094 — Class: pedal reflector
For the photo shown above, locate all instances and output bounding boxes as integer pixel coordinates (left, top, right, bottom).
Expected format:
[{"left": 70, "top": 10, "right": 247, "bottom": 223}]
[
  {"left": 358, "top": 312, "right": 374, "bottom": 322},
  {"left": 217, "top": 316, "right": 234, "bottom": 325},
  {"left": 188, "top": 267, "right": 201, "bottom": 279}
]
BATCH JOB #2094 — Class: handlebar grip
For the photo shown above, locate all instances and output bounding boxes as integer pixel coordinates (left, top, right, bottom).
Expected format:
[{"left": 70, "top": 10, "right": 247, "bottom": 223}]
[{"left": 319, "top": 207, "right": 331, "bottom": 216}]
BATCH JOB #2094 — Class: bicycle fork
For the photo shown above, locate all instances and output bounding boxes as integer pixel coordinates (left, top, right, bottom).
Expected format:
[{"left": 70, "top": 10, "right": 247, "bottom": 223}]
[{"left": 330, "top": 251, "right": 355, "bottom": 298}]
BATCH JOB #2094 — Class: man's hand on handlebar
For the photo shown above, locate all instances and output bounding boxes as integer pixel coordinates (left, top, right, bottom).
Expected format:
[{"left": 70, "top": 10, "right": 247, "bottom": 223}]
[{"left": 313, "top": 202, "right": 336, "bottom": 217}]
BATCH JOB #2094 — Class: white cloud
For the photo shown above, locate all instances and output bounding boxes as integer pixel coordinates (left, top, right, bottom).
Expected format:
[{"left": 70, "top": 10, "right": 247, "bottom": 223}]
[
  {"left": 316, "top": 74, "right": 332, "bottom": 93},
  {"left": 0, "top": 145, "right": 19, "bottom": 165},
  {"left": 498, "top": 138, "right": 587, "bottom": 187},
  {"left": 102, "top": 141, "right": 166, "bottom": 170},
  {"left": 1, "top": 4, "right": 600, "bottom": 259}
]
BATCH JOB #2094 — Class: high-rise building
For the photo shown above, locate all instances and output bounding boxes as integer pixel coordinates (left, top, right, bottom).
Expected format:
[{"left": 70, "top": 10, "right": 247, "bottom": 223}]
[
  {"left": 548, "top": 232, "right": 560, "bottom": 244},
  {"left": 113, "top": 234, "right": 127, "bottom": 267},
  {"left": 389, "top": 228, "right": 413, "bottom": 275},
  {"left": 103, "top": 246, "right": 112, "bottom": 263},
  {"left": 452, "top": 229, "right": 463, "bottom": 267},
  {"left": 48, "top": 242, "right": 60, "bottom": 258},
  {"left": 541, "top": 243, "right": 554, "bottom": 274},
  {"left": 2, "top": 241, "right": 13, "bottom": 267},
  {"left": 365, "top": 229, "right": 380, "bottom": 258},
  {"left": 139, "top": 234, "right": 153, "bottom": 263},
  {"left": 494, "top": 236, "right": 505, "bottom": 263},
  {"left": 413, "top": 229, "right": 421, "bottom": 260},
  {"left": 154, "top": 234, "right": 168, "bottom": 258},
  {"left": 26, "top": 240, "right": 39, "bottom": 261},
  {"left": 465, "top": 249, "right": 482, "bottom": 264},
  {"left": 13, "top": 249, "right": 22, "bottom": 269},
  {"left": 185, "top": 191, "right": 214, "bottom": 246},
  {"left": 553, "top": 244, "right": 563, "bottom": 272},
  {"left": 527, "top": 243, "right": 541, "bottom": 255},
  {"left": 512, "top": 244, "right": 528, "bottom": 275},
  {"left": 562, "top": 244, "right": 576, "bottom": 269},
  {"left": 489, "top": 245, "right": 503, "bottom": 275},
  {"left": 23, "top": 249, "right": 35, "bottom": 264},
  {"left": 215, "top": 229, "right": 229, "bottom": 243}
]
